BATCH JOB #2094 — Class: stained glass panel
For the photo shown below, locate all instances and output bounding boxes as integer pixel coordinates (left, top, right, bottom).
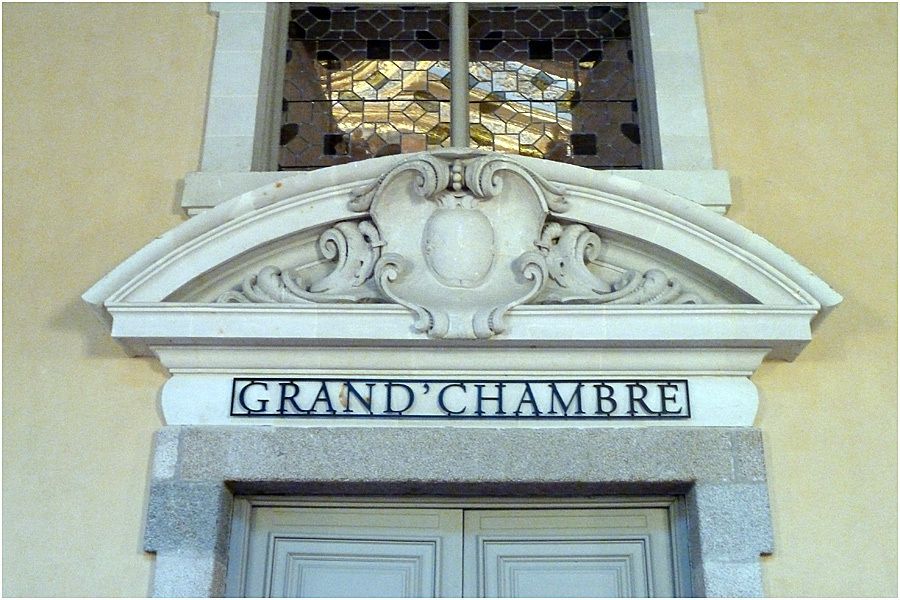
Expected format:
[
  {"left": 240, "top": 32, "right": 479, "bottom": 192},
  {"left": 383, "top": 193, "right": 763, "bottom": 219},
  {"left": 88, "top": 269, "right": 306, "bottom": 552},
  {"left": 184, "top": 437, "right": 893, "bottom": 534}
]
[
  {"left": 466, "top": 4, "right": 640, "bottom": 168},
  {"left": 280, "top": 4, "right": 641, "bottom": 170}
]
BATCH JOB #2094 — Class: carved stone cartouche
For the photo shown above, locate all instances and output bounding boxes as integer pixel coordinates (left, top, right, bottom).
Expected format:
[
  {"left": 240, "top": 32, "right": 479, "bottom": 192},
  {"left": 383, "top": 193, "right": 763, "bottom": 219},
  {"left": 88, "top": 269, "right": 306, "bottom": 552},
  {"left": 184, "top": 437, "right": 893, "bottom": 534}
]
[
  {"left": 421, "top": 170, "right": 495, "bottom": 289},
  {"left": 215, "top": 151, "right": 702, "bottom": 337}
]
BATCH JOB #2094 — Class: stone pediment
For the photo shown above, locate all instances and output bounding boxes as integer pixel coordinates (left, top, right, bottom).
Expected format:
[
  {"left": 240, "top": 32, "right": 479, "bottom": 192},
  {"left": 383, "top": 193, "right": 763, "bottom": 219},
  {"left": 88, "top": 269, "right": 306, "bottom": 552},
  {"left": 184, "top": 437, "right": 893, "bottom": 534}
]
[
  {"left": 85, "top": 150, "right": 838, "bottom": 354},
  {"left": 83, "top": 151, "right": 839, "bottom": 428}
]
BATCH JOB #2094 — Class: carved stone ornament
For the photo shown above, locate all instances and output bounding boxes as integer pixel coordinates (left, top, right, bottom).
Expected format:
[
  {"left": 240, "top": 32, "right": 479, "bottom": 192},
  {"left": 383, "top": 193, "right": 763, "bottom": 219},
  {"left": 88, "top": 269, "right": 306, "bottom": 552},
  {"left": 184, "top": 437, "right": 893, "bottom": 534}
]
[{"left": 217, "top": 151, "right": 702, "bottom": 339}]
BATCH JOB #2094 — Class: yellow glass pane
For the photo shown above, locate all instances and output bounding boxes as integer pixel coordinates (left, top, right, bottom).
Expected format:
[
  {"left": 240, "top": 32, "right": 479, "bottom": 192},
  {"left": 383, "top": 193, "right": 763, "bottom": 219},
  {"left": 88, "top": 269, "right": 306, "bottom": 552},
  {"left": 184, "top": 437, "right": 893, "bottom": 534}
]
[
  {"left": 493, "top": 134, "right": 519, "bottom": 153},
  {"left": 364, "top": 103, "right": 389, "bottom": 123}
]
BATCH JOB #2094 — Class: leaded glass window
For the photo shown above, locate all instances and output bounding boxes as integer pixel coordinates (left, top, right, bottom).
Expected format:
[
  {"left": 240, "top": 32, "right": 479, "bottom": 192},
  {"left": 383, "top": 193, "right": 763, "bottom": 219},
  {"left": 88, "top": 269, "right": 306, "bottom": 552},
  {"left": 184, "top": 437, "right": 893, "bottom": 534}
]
[{"left": 280, "top": 4, "right": 641, "bottom": 171}]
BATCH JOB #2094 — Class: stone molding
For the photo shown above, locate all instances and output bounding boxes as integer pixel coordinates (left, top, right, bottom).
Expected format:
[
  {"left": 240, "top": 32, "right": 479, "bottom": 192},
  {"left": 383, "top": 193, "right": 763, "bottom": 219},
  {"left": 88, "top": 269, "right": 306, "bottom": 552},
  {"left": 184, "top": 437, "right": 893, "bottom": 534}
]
[
  {"left": 181, "top": 169, "right": 734, "bottom": 215},
  {"left": 83, "top": 151, "right": 839, "bottom": 427},
  {"left": 201, "top": 3, "right": 286, "bottom": 172},
  {"left": 145, "top": 425, "right": 773, "bottom": 597},
  {"left": 631, "top": 3, "right": 715, "bottom": 170}
]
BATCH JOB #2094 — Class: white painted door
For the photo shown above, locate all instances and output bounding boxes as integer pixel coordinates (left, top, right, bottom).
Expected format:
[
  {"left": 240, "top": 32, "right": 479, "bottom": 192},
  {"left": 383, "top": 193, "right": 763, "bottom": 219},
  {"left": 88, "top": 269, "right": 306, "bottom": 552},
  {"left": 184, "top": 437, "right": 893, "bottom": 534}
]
[
  {"left": 239, "top": 506, "right": 463, "bottom": 597},
  {"left": 463, "top": 509, "right": 677, "bottom": 598},
  {"left": 232, "top": 503, "right": 683, "bottom": 598}
]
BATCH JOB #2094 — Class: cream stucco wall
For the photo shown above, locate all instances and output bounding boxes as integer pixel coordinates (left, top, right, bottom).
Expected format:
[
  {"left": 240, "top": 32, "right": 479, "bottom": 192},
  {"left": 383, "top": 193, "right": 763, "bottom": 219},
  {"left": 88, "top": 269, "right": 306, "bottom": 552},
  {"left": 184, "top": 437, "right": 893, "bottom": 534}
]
[
  {"left": 697, "top": 4, "right": 897, "bottom": 596},
  {"left": 2, "top": 3, "right": 896, "bottom": 597},
  {"left": 2, "top": 4, "right": 215, "bottom": 596}
]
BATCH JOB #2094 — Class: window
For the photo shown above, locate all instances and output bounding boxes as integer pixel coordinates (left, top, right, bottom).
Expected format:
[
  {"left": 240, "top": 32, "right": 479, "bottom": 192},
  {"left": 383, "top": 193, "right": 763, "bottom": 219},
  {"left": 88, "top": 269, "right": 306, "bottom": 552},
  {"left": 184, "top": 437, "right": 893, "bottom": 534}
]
[
  {"left": 184, "top": 3, "right": 731, "bottom": 214},
  {"left": 279, "top": 4, "right": 642, "bottom": 170}
]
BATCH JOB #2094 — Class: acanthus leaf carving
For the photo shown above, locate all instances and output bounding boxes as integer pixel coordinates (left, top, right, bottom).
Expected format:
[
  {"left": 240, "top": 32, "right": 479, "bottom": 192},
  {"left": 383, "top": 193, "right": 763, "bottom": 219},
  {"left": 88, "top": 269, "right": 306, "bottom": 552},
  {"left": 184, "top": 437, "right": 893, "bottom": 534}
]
[
  {"left": 215, "top": 152, "right": 704, "bottom": 336},
  {"left": 538, "top": 223, "right": 702, "bottom": 305},
  {"left": 216, "top": 220, "right": 383, "bottom": 304}
]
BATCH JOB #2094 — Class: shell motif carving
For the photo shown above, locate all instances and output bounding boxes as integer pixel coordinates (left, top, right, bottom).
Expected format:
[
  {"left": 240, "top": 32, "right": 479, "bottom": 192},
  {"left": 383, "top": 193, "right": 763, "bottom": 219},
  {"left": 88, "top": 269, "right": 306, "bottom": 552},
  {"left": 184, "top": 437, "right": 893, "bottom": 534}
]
[{"left": 215, "top": 152, "right": 703, "bottom": 336}]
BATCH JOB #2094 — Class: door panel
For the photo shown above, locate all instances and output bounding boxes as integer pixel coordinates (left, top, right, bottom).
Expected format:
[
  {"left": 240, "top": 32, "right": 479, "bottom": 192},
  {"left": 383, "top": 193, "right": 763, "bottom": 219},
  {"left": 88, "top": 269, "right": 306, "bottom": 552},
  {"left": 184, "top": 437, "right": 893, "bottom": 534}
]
[
  {"left": 241, "top": 507, "right": 463, "bottom": 597},
  {"left": 463, "top": 509, "right": 677, "bottom": 598},
  {"left": 479, "top": 539, "right": 650, "bottom": 597},
  {"left": 270, "top": 537, "right": 440, "bottom": 597}
]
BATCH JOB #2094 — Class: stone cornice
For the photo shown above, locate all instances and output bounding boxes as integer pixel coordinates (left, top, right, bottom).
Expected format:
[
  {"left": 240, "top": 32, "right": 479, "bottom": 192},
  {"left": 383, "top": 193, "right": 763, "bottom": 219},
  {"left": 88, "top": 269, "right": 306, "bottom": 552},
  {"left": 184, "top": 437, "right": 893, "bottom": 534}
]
[{"left": 109, "top": 303, "right": 817, "bottom": 360}]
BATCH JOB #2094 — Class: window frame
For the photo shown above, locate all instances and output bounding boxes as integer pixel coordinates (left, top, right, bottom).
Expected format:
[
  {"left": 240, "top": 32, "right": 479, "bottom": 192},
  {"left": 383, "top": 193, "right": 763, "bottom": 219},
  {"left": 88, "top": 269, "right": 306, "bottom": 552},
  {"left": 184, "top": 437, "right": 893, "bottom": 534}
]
[
  {"left": 183, "top": 2, "right": 731, "bottom": 214},
  {"left": 201, "top": 2, "right": 288, "bottom": 172}
]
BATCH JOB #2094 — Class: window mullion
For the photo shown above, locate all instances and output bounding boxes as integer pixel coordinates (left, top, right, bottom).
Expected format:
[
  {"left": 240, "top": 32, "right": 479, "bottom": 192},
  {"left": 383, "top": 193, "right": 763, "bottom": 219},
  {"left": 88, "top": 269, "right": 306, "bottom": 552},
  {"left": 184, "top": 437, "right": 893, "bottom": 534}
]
[{"left": 449, "top": 2, "right": 470, "bottom": 148}]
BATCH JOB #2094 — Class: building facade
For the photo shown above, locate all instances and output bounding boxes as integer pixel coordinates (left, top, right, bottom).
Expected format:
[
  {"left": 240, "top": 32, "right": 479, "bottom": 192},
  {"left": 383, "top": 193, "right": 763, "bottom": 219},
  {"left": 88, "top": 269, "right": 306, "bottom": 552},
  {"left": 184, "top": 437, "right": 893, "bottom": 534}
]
[{"left": 3, "top": 3, "right": 897, "bottom": 597}]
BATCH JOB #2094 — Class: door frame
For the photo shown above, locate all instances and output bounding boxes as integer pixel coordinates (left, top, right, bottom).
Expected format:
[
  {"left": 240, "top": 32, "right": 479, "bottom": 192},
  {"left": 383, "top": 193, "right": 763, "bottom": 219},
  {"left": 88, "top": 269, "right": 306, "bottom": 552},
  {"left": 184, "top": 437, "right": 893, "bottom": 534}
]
[
  {"left": 143, "top": 425, "right": 773, "bottom": 597},
  {"left": 226, "top": 496, "right": 694, "bottom": 597}
]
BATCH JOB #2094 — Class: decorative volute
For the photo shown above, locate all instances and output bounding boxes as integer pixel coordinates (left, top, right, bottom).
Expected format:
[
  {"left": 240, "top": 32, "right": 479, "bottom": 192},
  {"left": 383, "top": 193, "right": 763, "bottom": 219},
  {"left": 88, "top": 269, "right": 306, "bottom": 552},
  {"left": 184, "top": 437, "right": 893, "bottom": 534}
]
[{"left": 84, "top": 151, "right": 840, "bottom": 427}]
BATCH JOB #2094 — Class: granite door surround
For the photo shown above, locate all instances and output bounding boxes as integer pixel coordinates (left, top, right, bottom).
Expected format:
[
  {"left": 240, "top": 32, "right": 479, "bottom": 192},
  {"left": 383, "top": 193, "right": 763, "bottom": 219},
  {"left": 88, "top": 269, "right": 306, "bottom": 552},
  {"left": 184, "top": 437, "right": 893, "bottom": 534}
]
[{"left": 146, "top": 425, "right": 773, "bottom": 597}]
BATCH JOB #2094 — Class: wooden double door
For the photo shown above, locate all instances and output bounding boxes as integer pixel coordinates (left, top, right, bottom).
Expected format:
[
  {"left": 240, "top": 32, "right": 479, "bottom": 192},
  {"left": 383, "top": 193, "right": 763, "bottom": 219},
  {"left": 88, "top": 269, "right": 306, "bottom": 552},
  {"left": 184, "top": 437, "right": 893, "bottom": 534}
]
[{"left": 227, "top": 499, "right": 689, "bottom": 598}]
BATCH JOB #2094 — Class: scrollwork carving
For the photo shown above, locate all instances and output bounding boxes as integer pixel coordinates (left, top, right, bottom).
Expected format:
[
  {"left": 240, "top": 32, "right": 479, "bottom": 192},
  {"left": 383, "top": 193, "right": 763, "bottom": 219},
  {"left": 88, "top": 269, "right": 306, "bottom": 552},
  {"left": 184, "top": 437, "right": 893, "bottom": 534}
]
[
  {"left": 464, "top": 154, "right": 569, "bottom": 212},
  {"left": 373, "top": 252, "right": 439, "bottom": 335},
  {"left": 216, "top": 220, "right": 383, "bottom": 304},
  {"left": 481, "top": 250, "right": 548, "bottom": 337},
  {"left": 538, "top": 223, "right": 702, "bottom": 305},
  {"left": 215, "top": 152, "right": 703, "bottom": 337},
  {"left": 349, "top": 153, "right": 449, "bottom": 212}
]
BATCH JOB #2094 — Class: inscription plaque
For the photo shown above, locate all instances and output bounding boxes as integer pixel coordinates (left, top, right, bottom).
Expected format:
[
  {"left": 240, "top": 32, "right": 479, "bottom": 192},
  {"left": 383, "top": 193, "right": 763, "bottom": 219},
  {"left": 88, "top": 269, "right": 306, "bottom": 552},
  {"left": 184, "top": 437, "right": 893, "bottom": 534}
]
[{"left": 230, "top": 378, "right": 690, "bottom": 420}]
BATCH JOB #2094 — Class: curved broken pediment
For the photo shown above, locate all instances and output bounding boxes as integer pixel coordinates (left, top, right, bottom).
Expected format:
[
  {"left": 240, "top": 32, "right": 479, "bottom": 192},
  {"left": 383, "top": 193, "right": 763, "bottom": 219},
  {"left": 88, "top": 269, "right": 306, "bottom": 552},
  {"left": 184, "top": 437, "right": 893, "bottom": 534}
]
[{"left": 84, "top": 150, "right": 839, "bottom": 360}]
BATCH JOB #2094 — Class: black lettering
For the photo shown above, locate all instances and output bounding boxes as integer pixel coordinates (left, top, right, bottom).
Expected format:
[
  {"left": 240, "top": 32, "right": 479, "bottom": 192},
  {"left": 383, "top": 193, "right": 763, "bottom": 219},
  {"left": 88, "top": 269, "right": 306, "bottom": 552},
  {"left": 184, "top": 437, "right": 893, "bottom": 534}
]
[
  {"left": 437, "top": 383, "right": 467, "bottom": 415},
  {"left": 475, "top": 383, "right": 506, "bottom": 416},
  {"left": 385, "top": 382, "right": 415, "bottom": 414},
  {"left": 658, "top": 382, "right": 683, "bottom": 415},
  {"left": 594, "top": 383, "right": 617, "bottom": 416},
  {"left": 278, "top": 381, "right": 304, "bottom": 414},
  {"left": 514, "top": 383, "right": 540, "bottom": 416},
  {"left": 237, "top": 381, "right": 269, "bottom": 413},
  {"left": 627, "top": 383, "right": 659, "bottom": 416},
  {"left": 343, "top": 381, "right": 374, "bottom": 414},
  {"left": 308, "top": 381, "right": 337, "bottom": 414},
  {"left": 547, "top": 383, "right": 585, "bottom": 415}
]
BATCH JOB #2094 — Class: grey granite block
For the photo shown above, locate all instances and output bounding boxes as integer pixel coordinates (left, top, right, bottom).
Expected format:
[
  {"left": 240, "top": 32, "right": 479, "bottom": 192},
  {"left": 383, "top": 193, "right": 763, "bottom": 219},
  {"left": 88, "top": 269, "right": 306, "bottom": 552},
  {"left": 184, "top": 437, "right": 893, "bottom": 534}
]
[
  {"left": 731, "top": 429, "right": 767, "bottom": 482},
  {"left": 698, "top": 560, "right": 765, "bottom": 598},
  {"left": 176, "top": 426, "right": 736, "bottom": 485},
  {"left": 689, "top": 482, "right": 774, "bottom": 561},
  {"left": 145, "top": 480, "right": 233, "bottom": 556},
  {"left": 151, "top": 426, "right": 182, "bottom": 481}
]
